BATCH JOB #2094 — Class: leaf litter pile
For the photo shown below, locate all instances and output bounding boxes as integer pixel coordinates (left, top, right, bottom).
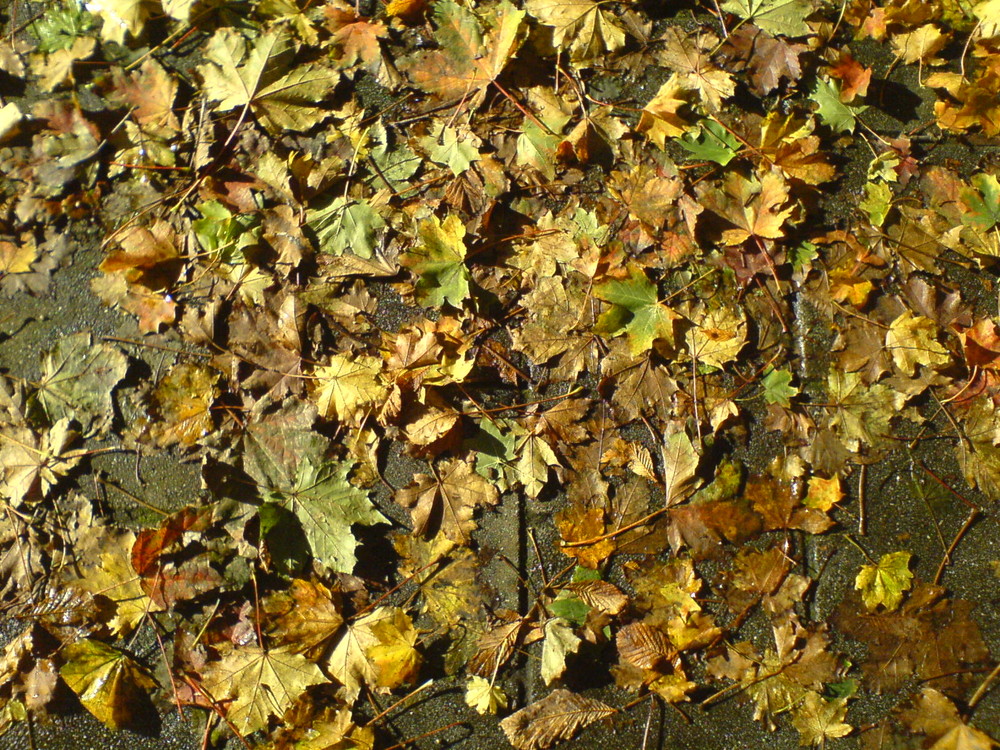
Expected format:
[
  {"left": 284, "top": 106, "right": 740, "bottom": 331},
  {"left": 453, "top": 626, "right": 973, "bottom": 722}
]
[{"left": 3, "top": 0, "right": 1000, "bottom": 747}]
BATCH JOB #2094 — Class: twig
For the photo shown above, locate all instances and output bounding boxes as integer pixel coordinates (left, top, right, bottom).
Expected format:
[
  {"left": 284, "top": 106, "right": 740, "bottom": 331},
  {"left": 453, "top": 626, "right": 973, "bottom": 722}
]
[
  {"left": 857, "top": 464, "right": 866, "bottom": 536},
  {"left": 969, "top": 661, "right": 1000, "bottom": 711},
  {"left": 932, "top": 507, "right": 980, "bottom": 586}
]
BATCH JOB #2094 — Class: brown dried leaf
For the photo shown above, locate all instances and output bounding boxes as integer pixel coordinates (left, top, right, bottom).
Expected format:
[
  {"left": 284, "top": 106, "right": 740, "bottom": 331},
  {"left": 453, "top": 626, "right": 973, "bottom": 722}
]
[{"left": 499, "top": 688, "right": 616, "bottom": 750}]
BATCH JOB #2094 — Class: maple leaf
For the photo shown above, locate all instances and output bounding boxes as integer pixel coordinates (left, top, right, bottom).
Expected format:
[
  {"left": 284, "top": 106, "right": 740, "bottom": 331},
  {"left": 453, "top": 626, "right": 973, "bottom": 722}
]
[
  {"left": 263, "top": 579, "right": 344, "bottom": 659},
  {"left": 855, "top": 550, "right": 913, "bottom": 611},
  {"left": 790, "top": 692, "right": 852, "bottom": 746},
  {"left": 311, "top": 353, "right": 388, "bottom": 426},
  {"left": 525, "top": 0, "right": 626, "bottom": 61},
  {"left": 395, "top": 457, "right": 499, "bottom": 543},
  {"left": 900, "top": 688, "right": 998, "bottom": 750},
  {"left": 105, "top": 58, "right": 180, "bottom": 138},
  {"left": 59, "top": 639, "right": 156, "bottom": 730},
  {"left": 637, "top": 74, "right": 695, "bottom": 147},
  {"left": 32, "top": 332, "right": 128, "bottom": 437},
  {"left": 656, "top": 28, "right": 735, "bottom": 112},
  {"left": 420, "top": 121, "right": 483, "bottom": 177},
  {"left": 755, "top": 112, "right": 837, "bottom": 184},
  {"left": 885, "top": 310, "right": 950, "bottom": 376},
  {"left": 399, "top": 0, "right": 524, "bottom": 107},
  {"left": 762, "top": 368, "right": 799, "bottom": 407},
  {"left": 393, "top": 533, "right": 483, "bottom": 628},
  {"left": 0, "top": 418, "right": 86, "bottom": 506},
  {"left": 200, "top": 645, "right": 325, "bottom": 736},
  {"left": 698, "top": 169, "right": 795, "bottom": 244},
  {"left": 723, "top": 26, "right": 806, "bottom": 95},
  {"left": 323, "top": 1, "right": 387, "bottom": 72},
  {"left": 263, "top": 458, "right": 389, "bottom": 574},
  {"left": 810, "top": 78, "right": 867, "bottom": 133},
  {"left": 306, "top": 197, "right": 386, "bottom": 259},
  {"left": 198, "top": 28, "right": 339, "bottom": 133},
  {"left": 499, "top": 688, "right": 616, "bottom": 750},
  {"left": 84, "top": 0, "right": 155, "bottom": 44},
  {"left": 555, "top": 504, "right": 615, "bottom": 568},
  {"left": 721, "top": 0, "right": 813, "bottom": 38},
  {"left": 466, "top": 675, "right": 508, "bottom": 714},
  {"left": 677, "top": 119, "right": 740, "bottom": 165},
  {"left": 833, "top": 584, "right": 990, "bottom": 694},
  {"left": 145, "top": 363, "right": 219, "bottom": 448},
  {"left": 325, "top": 606, "right": 421, "bottom": 702},
  {"left": 594, "top": 265, "right": 680, "bottom": 354},
  {"left": 686, "top": 304, "right": 747, "bottom": 369},
  {"left": 399, "top": 214, "right": 472, "bottom": 309}
]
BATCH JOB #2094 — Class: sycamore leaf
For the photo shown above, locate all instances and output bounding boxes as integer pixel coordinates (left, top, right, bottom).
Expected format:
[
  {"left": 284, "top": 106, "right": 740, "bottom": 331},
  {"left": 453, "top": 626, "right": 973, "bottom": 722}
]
[
  {"left": 541, "top": 618, "right": 582, "bottom": 686},
  {"left": 399, "top": 214, "right": 472, "bottom": 308},
  {"left": 466, "top": 675, "right": 508, "bottom": 714},
  {"left": 525, "top": 0, "right": 626, "bottom": 61},
  {"left": 720, "top": 0, "right": 813, "bottom": 38},
  {"left": 33, "top": 332, "right": 128, "bottom": 437},
  {"left": 855, "top": 551, "right": 913, "bottom": 612},
  {"left": 60, "top": 639, "right": 156, "bottom": 731},
  {"left": 200, "top": 646, "right": 325, "bottom": 736},
  {"left": 400, "top": 0, "right": 524, "bottom": 107},
  {"left": 500, "top": 688, "right": 616, "bottom": 750},
  {"left": 594, "top": 265, "right": 679, "bottom": 354},
  {"left": 395, "top": 457, "right": 499, "bottom": 543},
  {"left": 421, "top": 121, "right": 482, "bottom": 176},
  {"left": 198, "top": 28, "right": 339, "bottom": 133},
  {"left": 810, "top": 78, "right": 867, "bottom": 133},
  {"left": 264, "top": 459, "right": 389, "bottom": 574}
]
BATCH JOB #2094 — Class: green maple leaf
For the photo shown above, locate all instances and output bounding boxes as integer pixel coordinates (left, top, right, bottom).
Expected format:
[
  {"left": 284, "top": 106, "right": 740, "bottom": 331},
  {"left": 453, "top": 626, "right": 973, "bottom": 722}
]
[
  {"left": 307, "top": 197, "right": 385, "bottom": 258},
  {"left": 33, "top": 0, "right": 96, "bottom": 53},
  {"left": 676, "top": 119, "right": 740, "bottom": 165},
  {"left": 810, "top": 78, "right": 867, "bottom": 133},
  {"left": 370, "top": 121, "right": 421, "bottom": 192},
  {"left": 264, "top": 459, "right": 388, "bottom": 574},
  {"left": 594, "top": 265, "right": 679, "bottom": 354},
  {"left": 960, "top": 173, "right": 1000, "bottom": 231},
  {"left": 721, "top": 0, "right": 813, "bottom": 37},
  {"left": 60, "top": 639, "right": 156, "bottom": 731},
  {"left": 856, "top": 550, "right": 913, "bottom": 612},
  {"left": 198, "top": 28, "right": 339, "bottom": 133},
  {"left": 400, "top": 214, "right": 472, "bottom": 308},
  {"left": 422, "top": 122, "right": 482, "bottom": 177},
  {"left": 761, "top": 368, "right": 799, "bottom": 407},
  {"left": 34, "top": 332, "right": 128, "bottom": 437}
]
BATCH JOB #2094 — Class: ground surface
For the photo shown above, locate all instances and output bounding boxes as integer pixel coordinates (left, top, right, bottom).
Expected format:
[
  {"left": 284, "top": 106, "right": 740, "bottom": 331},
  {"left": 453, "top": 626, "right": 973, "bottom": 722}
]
[{"left": 2, "top": 1, "right": 1000, "bottom": 749}]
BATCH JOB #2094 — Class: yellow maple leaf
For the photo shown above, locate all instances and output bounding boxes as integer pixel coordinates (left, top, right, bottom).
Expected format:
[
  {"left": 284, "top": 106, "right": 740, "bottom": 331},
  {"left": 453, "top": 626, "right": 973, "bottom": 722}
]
[{"left": 312, "top": 353, "right": 387, "bottom": 425}]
